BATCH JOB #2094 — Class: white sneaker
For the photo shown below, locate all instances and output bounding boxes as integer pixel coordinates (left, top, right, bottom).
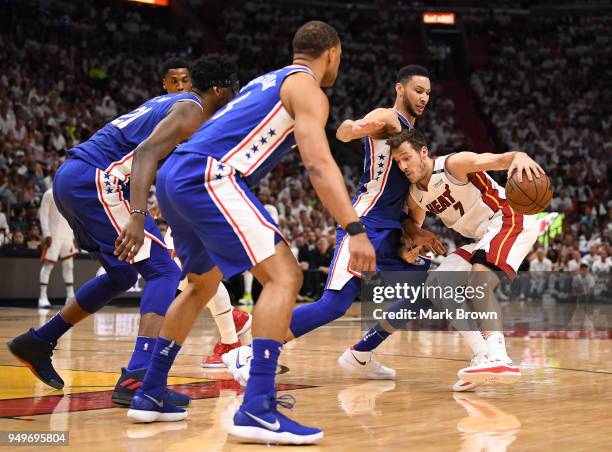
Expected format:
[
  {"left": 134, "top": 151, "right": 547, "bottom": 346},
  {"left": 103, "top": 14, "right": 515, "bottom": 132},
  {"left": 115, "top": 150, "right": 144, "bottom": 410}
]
[
  {"left": 453, "top": 354, "right": 487, "bottom": 391},
  {"left": 38, "top": 297, "right": 51, "bottom": 308},
  {"left": 221, "top": 345, "right": 252, "bottom": 386},
  {"left": 457, "top": 356, "right": 521, "bottom": 384},
  {"left": 338, "top": 348, "right": 396, "bottom": 380}
]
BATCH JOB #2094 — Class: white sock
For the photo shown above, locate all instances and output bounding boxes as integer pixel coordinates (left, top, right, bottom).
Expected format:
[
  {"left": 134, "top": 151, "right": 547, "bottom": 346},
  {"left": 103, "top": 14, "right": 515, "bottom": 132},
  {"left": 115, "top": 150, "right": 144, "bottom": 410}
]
[
  {"left": 485, "top": 332, "right": 510, "bottom": 361},
  {"left": 207, "top": 283, "right": 238, "bottom": 344},
  {"left": 243, "top": 271, "right": 253, "bottom": 294},
  {"left": 61, "top": 259, "right": 75, "bottom": 298},
  {"left": 40, "top": 262, "right": 53, "bottom": 298},
  {"left": 459, "top": 330, "right": 488, "bottom": 357}
]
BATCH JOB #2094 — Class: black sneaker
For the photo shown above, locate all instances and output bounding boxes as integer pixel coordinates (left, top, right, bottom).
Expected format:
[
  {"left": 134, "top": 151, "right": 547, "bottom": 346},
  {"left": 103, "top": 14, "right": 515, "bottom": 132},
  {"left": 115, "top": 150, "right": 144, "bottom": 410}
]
[
  {"left": 112, "top": 367, "right": 191, "bottom": 407},
  {"left": 7, "top": 328, "right": 64, "bottom": 390}
]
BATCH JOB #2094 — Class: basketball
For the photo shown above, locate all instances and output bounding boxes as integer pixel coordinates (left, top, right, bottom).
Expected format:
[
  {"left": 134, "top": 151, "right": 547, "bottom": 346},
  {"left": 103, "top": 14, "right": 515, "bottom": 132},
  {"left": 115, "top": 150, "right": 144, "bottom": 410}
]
[{"left": 505, "top": 170, "right": 553, "bottom": 214}]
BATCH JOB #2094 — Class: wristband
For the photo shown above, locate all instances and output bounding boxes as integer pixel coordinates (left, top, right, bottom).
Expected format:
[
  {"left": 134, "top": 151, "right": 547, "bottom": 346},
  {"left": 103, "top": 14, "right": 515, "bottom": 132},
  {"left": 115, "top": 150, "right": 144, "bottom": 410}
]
[
  {"left": 130, "top": 208, "right": 147, "bottom": 217},
  {"left": 345, "top": 221, "right": 366, "bottom": 236}
]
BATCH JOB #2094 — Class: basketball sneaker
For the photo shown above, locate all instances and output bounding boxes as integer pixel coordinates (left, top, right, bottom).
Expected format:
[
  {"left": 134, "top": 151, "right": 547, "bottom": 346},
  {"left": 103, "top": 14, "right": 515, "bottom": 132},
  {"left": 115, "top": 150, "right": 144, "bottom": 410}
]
[
  {"left": 233, "top": 307, "right": 252, "bottom": 336},
  {"left": 230, "top": 392, "right": 323, "bottom": 444},
  {"left": 7, "top": 328, "right": 64, "bottom": 389},
  {"left": 127, "top": 392, "right": 187, "bottom": 423},
  {"left": 222, "top": 345, "right": 252, "bottom": 386},
  {"left": 338, "top": 348, "right": 396, "bottom": 380},
  {"left": 38, "top": 296, "right": 51, "bottom": 309},
  {"left": 202, "top": 341, "right": 241, "bottom": 368},
  {"left": 457, "top": 356, "right": 521, "bottom": 384},
  {"left": 453, "top": 354, "right": 487, "bottom": 392},
  {"left": 112, "top": 367, "right": 191, "bottom": 407}
]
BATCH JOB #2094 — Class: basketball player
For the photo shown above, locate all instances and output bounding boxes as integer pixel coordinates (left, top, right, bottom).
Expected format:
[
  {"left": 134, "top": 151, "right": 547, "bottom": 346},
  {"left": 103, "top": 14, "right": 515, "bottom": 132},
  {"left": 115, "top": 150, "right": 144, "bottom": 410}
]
[
  {"left": 7, "top": 55, "right": 237, "bottom": 409},
  {"left": 38, "top": 167, "right": 76, "bottom": 308},
  {"left": 160, "top": 58, "right": 252, "bottom": 367},
  {"left": 161, "top": 57, "right": 192, "bottom": 94},
  {"left": 116, "top": 21, "right": 376, "bottom": 444},
  {"left": 342, "top": 128, "right": 544, "bottom": 389},
  {"left": 223, "top": 65, "right": 446, "bottom": 385}
]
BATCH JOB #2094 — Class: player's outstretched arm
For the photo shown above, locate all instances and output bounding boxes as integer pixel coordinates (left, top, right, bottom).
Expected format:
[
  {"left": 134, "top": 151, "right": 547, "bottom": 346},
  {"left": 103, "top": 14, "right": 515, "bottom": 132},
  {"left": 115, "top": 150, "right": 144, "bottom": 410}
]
[
  {"left": 446, "top": 151, "right": 545, "bottom": 184},
  {"left": 336, "top": 108, "right": 400, "bottom": 142},
  {"left": 114, "top": 101, "right": 204, "bottom": 261},
  {"left": 281, "top": 73, "right": 376, "bottom": 273}
]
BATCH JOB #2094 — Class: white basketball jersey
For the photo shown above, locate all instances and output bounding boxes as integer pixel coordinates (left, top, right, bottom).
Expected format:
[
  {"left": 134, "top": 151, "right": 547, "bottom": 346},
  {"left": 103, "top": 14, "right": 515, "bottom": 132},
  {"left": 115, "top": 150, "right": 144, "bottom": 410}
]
[{"left": 410, "top": 155, "right": 508, "bottom": 239}]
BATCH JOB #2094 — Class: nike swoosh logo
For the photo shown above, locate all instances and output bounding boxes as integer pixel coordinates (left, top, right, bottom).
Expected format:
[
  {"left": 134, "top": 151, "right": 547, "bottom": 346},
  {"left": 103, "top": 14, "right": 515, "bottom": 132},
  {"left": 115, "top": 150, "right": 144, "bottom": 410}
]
[
  {"left": 245, "top": 411, "right": 280, "bottom": 431},
  {"left": 236, "top": 350, "right": 244, "bottom": 369},
  {"left": 351, "top": 352, "right": 367, "bottom": 366},
  {"left": 144, "top": 394, "right": 164, "bottom": 408}
]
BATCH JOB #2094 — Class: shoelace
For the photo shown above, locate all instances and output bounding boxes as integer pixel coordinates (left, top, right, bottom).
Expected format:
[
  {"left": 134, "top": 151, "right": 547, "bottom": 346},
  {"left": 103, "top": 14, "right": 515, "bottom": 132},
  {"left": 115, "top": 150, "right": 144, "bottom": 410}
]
[{"left": 275, "top": 394, "right": 296, "bottom": 410}]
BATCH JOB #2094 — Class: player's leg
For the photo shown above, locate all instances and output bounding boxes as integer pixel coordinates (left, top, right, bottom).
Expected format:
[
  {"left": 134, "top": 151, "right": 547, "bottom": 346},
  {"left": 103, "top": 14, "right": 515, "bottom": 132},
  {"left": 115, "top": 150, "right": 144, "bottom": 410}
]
[
  {"left": 224, "top": 228, "right": 364, "bottom": 383},
  {"left": 38, "top": 259, "right": 54, "bottom": 308},
  {"left": 166, "top": 227, "right": 250, "bottom": 368},
  {"left": 239, "top": 270, "right": 254, "bottom": 304},
  {"left": 231, "top": 241, "right": 323, "bottom": 444},
  {"left": 202, "top": 283, "right": 251, "bottom": 368},
  {"left": 38, "top": 237, "right": 63, "bottom": 308},
  {"left": 112, "top": 237, "right": 187, "bottom": 407},
  {"left": 338, "top": 229, "right": 430, "bottom": 380},
  {"left": 128, "top": 267, "right": 223, "bottom": 423},
  {"left": 59, "top": 239, "right": 76, "bottom": 304},
  {"left": 7, "top": 160, "right": 142, "bottom": 389},
  {"left": 285, "top": 227, "right": 372, "bottom": 342},
  {"left": 457, "top": 212, "right": 540, "bottom": 384}
]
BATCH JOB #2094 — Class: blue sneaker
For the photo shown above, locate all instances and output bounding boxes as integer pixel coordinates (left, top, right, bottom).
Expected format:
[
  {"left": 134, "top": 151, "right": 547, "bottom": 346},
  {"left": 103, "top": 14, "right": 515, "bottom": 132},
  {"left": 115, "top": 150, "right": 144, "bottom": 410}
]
[
  {"left": 127, "top": 391, "right": 187, "bottom": 423},
  {"left": 230, "top": 392, "right": 323, "bottom": 444},
  {"left": 112, "top": 368, "right": 191, "bottom": 407}
]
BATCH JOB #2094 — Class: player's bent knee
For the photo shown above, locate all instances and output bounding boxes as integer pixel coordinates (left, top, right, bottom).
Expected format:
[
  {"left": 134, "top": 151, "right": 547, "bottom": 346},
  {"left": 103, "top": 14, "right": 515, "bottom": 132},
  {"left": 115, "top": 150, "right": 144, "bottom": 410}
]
[
  {"left": 107, "top": 266, "right": 139, "bottom": 292},
  {"left": 319, "top": 289, "right": 352, "bottom": 320}
]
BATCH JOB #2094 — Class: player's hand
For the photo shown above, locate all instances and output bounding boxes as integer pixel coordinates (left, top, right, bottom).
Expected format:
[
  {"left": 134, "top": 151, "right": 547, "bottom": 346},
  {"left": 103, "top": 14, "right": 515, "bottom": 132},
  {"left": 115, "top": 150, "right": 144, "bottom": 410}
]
[
  {"left": 398, "top": 244, "right": 421, "bottom": 264},
  {"left": 348, "top": 233, "right": 376, "bottom": 273},
  {"left": 43, "top": 236, "right": 52, "bottom": 247},
  {"left": 405, "top": 227, "right": 447, "bottom": 255},
  {"left": 114, "top": 214, "right": 146, "bottom": 261},
  {"left": 351, "top": 119, "right": 386, "bottom": 138},
  {"left": 508, "top": 152, "right": 545, "bottom": 182}
]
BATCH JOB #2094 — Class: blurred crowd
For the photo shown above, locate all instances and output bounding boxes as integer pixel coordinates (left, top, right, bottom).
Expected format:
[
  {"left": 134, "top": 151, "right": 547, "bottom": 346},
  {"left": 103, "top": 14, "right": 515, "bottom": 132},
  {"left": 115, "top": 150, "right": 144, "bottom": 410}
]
[{"left": 0, "top": 1, "right": 610, "bottom": 301}]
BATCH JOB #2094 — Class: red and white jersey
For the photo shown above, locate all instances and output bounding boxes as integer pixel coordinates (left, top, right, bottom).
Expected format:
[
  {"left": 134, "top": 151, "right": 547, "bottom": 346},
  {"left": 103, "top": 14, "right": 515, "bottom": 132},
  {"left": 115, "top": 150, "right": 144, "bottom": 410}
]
[{"left": 410, "top": 155, "right": 508, "bottom": 239}]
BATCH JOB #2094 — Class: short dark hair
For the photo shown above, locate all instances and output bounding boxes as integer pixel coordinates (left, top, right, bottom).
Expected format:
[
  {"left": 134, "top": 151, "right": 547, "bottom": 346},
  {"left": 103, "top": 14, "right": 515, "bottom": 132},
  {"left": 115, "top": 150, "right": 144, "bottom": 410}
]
[
  {"left": 161, "top": 57, "right": 189, "bottom": 77},
  {"left": 386, "top": 128, "right": 429, "bottom": 152},
  {"left": 292, "top": 21, "right": 340, "bottom": 58},
  {"left": 190, "top": 54, "right": 238, "bottom": 91},
  {"left": 397, "top": 65, "right": 430, "bottom": 84}
]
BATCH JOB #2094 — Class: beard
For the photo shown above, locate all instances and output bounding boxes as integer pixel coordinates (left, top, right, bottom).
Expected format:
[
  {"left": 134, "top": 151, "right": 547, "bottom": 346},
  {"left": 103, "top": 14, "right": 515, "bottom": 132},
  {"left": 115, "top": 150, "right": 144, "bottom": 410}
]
[{"left": 402, "top": 93, "right": 421, "bottom": 118}]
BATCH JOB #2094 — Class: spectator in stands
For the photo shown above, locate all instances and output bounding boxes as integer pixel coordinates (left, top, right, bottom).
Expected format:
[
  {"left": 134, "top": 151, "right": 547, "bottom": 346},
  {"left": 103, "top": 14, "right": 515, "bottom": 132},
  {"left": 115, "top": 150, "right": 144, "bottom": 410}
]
[
  {"left": 567, "top": 250, "right": 584, "bottom": 272},
  {"left": 529, "top": 246, "right": 552, "bottom": 299},
  {"left": 592, "top": 249, "right": 611, "bottom": 273}
]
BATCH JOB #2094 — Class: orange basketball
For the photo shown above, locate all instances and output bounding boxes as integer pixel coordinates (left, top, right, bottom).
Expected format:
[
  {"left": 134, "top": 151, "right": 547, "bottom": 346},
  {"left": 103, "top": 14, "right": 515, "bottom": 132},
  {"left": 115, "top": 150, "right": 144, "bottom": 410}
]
[{"left": 505, "top": 170, "right": 553, "bottom": 214}]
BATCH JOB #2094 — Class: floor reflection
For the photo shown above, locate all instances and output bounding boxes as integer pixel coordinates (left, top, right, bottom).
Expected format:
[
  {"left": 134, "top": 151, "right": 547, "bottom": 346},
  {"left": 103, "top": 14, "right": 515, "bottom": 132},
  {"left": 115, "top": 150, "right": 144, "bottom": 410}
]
[{"left": 454, "top": 394, "right": 521, "bottom": 452}]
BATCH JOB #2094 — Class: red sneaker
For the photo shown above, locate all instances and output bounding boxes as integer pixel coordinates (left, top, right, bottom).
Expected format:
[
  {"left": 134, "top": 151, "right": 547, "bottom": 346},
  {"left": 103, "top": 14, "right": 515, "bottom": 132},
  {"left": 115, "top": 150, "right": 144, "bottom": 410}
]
[
  {"left": 201, "top": 340, "right": 241, "bottom": 368},
  {"left": 233, "top": 307, "right": 252, "bottom": 336}
]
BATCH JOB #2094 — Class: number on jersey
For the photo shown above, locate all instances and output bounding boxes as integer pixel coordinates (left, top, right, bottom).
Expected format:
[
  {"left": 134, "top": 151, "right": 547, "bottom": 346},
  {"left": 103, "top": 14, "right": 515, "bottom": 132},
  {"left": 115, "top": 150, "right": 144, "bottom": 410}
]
[{"left": 110, "top": 106, "right": 152, "bottom": 129}]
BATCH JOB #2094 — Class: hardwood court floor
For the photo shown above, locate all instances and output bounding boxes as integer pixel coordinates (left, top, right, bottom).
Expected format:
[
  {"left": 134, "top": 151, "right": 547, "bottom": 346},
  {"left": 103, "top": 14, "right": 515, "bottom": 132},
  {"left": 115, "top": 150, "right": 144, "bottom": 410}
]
[{"left": 0, "top": 306, "right": 611, "bottom": 451}]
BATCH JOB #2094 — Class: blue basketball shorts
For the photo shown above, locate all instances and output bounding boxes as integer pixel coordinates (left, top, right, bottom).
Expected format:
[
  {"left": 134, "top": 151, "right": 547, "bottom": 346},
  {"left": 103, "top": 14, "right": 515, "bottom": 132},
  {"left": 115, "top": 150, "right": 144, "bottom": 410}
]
[
  {"left": 156, "top": 152, "right": 284, "bottom": 280},
  {"left": 53, "top": 156, "right": 168, "bottom": 269}
]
